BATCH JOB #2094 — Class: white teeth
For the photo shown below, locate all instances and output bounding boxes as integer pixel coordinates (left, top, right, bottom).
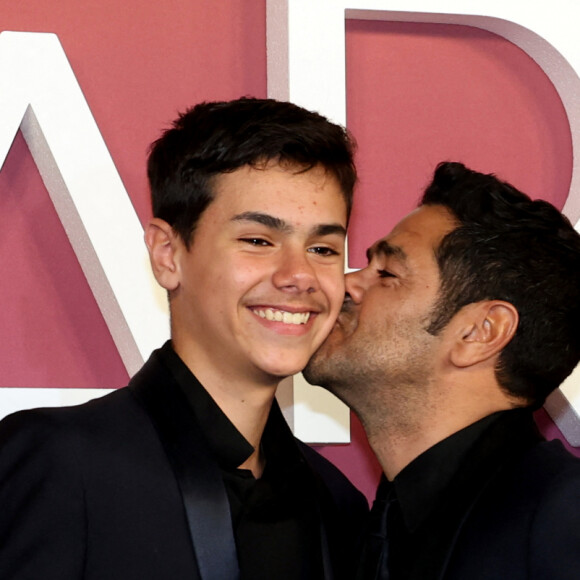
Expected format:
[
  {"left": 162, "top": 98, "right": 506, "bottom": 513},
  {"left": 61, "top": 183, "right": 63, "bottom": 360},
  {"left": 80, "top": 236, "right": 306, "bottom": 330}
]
[{"left": 254, "top": 308, "right": 311, "bottom": 325}]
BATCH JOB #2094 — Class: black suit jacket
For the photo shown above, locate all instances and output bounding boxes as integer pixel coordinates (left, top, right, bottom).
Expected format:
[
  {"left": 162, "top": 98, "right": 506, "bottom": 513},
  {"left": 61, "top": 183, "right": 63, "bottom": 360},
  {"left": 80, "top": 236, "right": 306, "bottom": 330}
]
[
  {"left": 0, "top": 349, "right": 367, "bottom": 580},
  {"left": 399, "top": 411, "right": 580, "bottom": 580}
]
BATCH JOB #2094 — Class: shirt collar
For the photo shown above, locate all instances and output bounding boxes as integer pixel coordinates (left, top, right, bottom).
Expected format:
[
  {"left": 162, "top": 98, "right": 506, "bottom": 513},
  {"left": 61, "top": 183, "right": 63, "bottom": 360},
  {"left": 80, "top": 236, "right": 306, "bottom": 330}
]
[
  {"left": 392, "top": 409, "right": 523, "bottom": 532},
  {"left": 156, "top": 341, "right": 305, "bottom": 476},
  {"left": 261, "top": 398, "right": 306, "bottom": 477},
  {"left": 157, "top": 341, "right": 255, "bottom": 470}
]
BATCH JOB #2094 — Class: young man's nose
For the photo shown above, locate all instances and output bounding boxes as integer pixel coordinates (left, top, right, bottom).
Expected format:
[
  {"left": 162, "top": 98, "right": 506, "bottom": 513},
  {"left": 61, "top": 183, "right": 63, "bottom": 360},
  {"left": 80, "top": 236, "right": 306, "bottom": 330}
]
[{"left": 272, "top": 250, "right": 320, "bottom": 293}]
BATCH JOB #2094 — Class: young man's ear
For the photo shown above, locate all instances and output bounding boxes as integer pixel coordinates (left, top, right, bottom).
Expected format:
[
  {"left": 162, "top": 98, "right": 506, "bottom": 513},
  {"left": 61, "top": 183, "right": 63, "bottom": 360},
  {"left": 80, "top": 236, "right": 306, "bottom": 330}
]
[
  {"left": 450, "top": 300, "right": 519, "bottom": 368},
  {"left": 144, "top": 218, "right": 182, "bottom": 291}
]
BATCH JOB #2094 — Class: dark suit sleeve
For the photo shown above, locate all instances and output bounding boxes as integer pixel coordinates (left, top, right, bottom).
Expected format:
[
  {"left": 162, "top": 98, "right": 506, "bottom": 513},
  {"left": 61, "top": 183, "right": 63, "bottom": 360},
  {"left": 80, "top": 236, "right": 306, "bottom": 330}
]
[
  {"left": 529, "top": 466, "right": 580, "bottom": 580},
  {"left": 0, "top": 410, "right": 86, "bottom": 579}
]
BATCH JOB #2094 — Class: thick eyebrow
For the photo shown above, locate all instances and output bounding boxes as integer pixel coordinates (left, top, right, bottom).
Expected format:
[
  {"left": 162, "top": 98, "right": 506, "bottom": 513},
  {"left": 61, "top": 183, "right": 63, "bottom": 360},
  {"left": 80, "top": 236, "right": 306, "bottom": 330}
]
[
  {"left": 232, "top": 211, "right": 346, "bottom": 238},
  {"left": 233, "top": 211, "right": 291, "bottom": 232},
  {"left": 366, "top": 239, "right": 407, "bottom": 264},
  {"left": 312, "top": 223, "right": 347, "bottom": 238}
]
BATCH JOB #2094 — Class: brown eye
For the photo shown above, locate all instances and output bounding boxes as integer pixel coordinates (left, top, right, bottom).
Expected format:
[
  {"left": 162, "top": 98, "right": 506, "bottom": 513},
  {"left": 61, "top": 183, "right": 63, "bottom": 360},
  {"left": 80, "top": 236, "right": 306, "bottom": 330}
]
[
  {"left": 240, "top": 238, "right": 271, "bottom": 246},
  {"left": 308, "top": 246, "right": 339, "bottom": 256}
]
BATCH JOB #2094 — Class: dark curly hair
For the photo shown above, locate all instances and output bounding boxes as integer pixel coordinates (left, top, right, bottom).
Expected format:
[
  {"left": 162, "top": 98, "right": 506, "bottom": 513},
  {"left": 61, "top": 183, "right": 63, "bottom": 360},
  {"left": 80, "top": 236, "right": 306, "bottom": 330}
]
[{"left": 422, "top": 162, "right": 580, "bottom": 408}]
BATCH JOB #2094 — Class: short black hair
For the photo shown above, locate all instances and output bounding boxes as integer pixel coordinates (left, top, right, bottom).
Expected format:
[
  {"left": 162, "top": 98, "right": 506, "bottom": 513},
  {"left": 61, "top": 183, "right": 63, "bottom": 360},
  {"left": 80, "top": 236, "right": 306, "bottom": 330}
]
[
  {"left": 422, "top": 161, "right": 580, "bottom": 408},
  {"left": 147, "top": 97, "right": 357, "bottom": 246}
]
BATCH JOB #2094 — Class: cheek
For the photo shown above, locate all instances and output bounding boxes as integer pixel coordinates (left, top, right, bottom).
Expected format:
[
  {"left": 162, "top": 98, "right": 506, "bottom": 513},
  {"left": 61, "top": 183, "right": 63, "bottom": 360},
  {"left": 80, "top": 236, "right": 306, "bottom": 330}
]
[
  {"left": 229, "top": 263, "right": 268, "bottom": 294},
  {"left": 356, "top": 300, "right": 384, "bottom": 332}
]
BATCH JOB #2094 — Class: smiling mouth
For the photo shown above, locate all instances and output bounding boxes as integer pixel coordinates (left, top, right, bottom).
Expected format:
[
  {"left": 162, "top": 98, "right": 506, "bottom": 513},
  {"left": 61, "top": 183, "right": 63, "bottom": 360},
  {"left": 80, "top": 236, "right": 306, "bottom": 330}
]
[{"left": 253, "top": 308, "right": 311, "bottom": 325}]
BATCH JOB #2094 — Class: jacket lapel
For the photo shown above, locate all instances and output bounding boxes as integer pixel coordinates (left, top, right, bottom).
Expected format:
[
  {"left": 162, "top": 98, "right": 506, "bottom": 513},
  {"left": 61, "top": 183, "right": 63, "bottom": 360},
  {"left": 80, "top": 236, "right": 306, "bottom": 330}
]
[{"left": 129, "top": 352, "right": 240, "bottom": 580}]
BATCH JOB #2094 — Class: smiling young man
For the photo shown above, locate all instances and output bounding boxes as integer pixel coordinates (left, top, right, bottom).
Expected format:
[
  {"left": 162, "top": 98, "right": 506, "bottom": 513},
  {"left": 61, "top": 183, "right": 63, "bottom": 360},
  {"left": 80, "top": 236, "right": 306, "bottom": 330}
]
[
  {"left": 0, "top": 98, "right": 367, "bottom": 580},
  {"left": 305, "top": 162, "right": 580, "bottom": 579}
]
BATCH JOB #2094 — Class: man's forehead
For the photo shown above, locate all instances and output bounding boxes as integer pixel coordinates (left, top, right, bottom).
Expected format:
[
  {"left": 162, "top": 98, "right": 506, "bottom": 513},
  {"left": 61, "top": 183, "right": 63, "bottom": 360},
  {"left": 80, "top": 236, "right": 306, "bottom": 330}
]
[{"left": 365, "top": 205, "right": 456, "bottom": 262}]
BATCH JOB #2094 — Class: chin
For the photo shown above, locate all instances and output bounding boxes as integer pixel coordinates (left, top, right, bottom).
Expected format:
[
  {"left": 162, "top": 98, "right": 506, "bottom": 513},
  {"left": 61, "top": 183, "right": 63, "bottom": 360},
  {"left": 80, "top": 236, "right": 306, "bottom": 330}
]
[
  {"left": 260, "top": 359, "right": 306, "bottom": 380},
  {"left": 271, "top": 366, "right": 303, "bottom": 379},
  {"left": 302, "top": 347, "right": 341, "bottom": 388},
  {"left": 301, "top": 364, "right": 321, "bottom": 387}
]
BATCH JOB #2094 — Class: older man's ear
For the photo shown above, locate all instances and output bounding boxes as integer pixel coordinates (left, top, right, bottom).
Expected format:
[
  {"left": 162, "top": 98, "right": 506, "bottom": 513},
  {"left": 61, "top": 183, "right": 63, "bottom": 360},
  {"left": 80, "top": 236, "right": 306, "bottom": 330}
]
[{"left": 448, "top": 300, "right": 518, "bottom": 369}]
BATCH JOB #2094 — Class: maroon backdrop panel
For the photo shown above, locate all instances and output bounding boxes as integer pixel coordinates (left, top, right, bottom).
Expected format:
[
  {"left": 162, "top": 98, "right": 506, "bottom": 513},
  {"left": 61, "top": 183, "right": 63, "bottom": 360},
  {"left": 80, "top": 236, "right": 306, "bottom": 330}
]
[{"left": 0, "top": 5, "right": 575, "bottom": 502}]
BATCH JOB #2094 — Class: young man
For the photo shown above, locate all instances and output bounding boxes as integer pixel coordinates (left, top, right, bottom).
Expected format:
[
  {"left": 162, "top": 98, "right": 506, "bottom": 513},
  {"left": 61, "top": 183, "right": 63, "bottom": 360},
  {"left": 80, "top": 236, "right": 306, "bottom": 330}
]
[
  {"left": 0, "top": 98, "right": 367, "bottom": 580},
  {"left": 305, "top": 161, "right": 580, "bottom": 579}
]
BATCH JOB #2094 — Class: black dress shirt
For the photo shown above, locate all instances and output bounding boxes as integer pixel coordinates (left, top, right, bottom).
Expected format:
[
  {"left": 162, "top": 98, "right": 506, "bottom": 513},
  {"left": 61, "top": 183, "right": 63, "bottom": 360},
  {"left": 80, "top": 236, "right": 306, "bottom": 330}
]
[
  {"left": 361, "top": 409, "right": 539, "bottom": 580},
  {"left": 158, "top": 342, "right": 325, "bottom": 580}
]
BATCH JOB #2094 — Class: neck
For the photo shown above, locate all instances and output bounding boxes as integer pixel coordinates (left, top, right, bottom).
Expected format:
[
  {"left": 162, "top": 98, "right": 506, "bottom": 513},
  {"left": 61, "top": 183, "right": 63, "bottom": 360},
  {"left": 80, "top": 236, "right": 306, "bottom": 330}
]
[
  {"left": 355, "top": 376, "right": 520, "bottom": 481},
  {"left": 199, "top": 382, "right": 273, "bottom": 479},
  {"left": 207, "top": 388, "right": 274, "bottom": 479},
  {"left": 171, "top": 339, "right": 279, "bottom": 478},
  {"left": 361, "top": 409, "right": 434, "bottom": 481}
]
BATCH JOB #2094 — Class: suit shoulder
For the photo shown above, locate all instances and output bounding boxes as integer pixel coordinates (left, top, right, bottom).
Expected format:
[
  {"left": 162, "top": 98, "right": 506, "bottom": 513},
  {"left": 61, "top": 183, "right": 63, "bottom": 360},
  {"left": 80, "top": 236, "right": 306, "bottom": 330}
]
[
  {"left": 531, "top": 438, "right": 580, "bottom": 471},
  {"left": 519, "top": 441, "right": 580, "bottom": 577},
  {"left": 0, "top": 387, "right": 148, "bottom": 462},
  {"left": 0, "top": 390, "right": 141, "bottom": 579},
  {"left": 1, "top": 386, "right": 137, "bottom": 428},
  {"left": 526, "top": 438, "right": 580, "bottom": 497},
  {"left": 480, "top": 438, "right": 580, "bottom": 509},
  {"left": 445, "top": 439, "right": 580, "bottom": 579},
  {"left": 514, "top": 439, "right": 580, "bottom": 499}
]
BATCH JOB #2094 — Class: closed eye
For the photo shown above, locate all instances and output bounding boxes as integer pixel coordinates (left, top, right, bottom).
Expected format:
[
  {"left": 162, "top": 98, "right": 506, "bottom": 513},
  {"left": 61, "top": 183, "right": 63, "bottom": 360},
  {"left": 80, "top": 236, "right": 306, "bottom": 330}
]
[{"left": 377, "top": 269, "right": 395, "bottom": 278}]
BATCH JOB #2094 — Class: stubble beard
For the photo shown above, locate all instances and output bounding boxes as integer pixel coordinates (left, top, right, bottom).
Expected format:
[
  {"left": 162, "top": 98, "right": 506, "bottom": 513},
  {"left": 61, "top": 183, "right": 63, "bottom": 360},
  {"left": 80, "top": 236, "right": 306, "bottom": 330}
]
[{"left": 304, "top": 313, "right": 438, "bottom": 437}]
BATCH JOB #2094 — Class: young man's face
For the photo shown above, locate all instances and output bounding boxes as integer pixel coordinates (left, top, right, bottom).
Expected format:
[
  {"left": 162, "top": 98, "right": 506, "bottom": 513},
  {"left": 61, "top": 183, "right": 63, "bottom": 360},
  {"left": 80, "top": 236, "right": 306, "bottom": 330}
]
[
  {"left": 165, "top": 162, "right": 348, "bottom": 387},
  {"left": 305, "top": 204, "right": 457, "bottom": 407}
]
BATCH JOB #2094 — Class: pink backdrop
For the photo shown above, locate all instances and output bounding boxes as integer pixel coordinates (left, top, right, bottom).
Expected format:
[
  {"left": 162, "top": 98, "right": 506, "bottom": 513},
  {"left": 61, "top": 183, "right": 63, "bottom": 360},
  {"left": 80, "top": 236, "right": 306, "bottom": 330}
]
[{"left": 0, "top": 1, "right": 574, "bottom": 502}]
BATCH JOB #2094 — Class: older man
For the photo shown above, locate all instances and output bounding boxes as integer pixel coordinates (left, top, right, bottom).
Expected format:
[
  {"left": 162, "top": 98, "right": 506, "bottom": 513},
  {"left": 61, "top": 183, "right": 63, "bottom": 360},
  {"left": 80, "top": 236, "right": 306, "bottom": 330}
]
[{"left": 305, "top": 161, "right": 580, "bottom": 580}]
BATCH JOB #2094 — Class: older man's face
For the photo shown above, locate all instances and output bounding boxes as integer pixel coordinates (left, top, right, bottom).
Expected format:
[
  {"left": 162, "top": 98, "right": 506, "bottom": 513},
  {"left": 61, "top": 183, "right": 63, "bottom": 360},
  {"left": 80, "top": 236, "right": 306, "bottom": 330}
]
[{"left": 304, "top": 204, "right": 457, "bottom": 408}]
